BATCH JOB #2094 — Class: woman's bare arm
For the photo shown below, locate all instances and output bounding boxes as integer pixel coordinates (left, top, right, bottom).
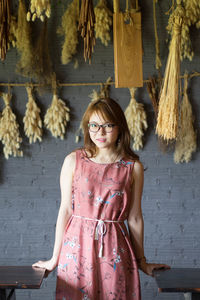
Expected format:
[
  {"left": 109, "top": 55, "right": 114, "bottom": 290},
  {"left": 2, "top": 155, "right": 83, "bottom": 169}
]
[{"left": 128, "top": 161, "right": 170, "bottom": 276}]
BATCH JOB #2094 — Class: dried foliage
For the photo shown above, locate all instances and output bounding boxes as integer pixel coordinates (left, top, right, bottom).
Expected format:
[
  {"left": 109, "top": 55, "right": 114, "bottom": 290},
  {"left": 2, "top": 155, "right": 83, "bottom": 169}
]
[
  {"left": 0, "top": 0, "right": 11, "bottom": 60},
  {"left": 156, "top": 4, "right": 183, "bottom": 141},
  {"left": 16, "top": 0, "right": 34, "bottom": 78},
  {"left": 27, "top": 0, "right": 51, "bottom": 22},
  {"left": 78, "top": 0, "right": 96, "bottom": 63},
  {"left": 125, "top": 88, "right": 147, "bottom": 151},
  {"left": 57, "top": 0, "right": 79, "bottom": 65},
  {"left": 32, "top": 19, "right": 53, "bottom": 84},
  {"left": 174, "top": 75, "right": 197, "bottom": 163},
  {"left": 167, "top": 0, "right": 200, "bottom": 61},
  {"left": 44, "top": 90, "right": 70, "bottom": 140},
  {"left": 23, "top": 86, "right": 43, "bottom": 144},
  {"left": 0, "top": 93, "right": 23, "bottom": 159},
  {"left": 8, "top": 16, "right": 17, "bottom": 48},
  {"left": 94, "top": 0, "right": 112, "bottom": 46}
]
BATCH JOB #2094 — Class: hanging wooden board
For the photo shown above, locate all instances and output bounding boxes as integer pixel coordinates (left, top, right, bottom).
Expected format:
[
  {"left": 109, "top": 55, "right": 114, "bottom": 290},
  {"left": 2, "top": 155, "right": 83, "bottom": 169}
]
[{"left": 113, "top": 12, "right": 143, "bottom": 88}]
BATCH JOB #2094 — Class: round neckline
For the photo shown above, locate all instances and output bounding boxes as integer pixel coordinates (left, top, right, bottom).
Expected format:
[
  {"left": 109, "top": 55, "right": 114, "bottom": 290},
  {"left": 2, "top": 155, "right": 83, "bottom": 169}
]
[
  {"left": 86, "top": 156, "right": 123, "bottom": 165},
  {"left": 82, "top": 149, "right": 123, "bottom": 165}
]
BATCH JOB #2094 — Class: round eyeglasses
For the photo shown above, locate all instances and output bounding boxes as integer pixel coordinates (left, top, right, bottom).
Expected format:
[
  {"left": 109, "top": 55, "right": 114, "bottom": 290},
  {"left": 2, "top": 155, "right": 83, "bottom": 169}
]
[{"left": 88, "top": 123, "right": 116, "bottom": 133}]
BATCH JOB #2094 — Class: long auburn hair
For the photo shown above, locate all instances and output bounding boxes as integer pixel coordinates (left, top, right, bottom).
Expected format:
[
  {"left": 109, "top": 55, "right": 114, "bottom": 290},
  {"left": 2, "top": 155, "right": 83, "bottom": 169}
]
[{"left": 81, "top": 98, "right": 139, "bottom": 161}]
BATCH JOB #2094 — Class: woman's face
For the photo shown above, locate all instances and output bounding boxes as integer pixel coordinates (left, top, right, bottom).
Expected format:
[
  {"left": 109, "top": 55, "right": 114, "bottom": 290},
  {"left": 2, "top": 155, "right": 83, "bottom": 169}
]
[{"left": 88, "top": 112, "right": 119, "bottom": 150}]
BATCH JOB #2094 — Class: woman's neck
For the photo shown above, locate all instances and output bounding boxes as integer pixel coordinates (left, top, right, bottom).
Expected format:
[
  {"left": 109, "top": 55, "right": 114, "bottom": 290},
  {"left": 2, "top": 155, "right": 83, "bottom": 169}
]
[{"left": 93, "top": 148, "right": 122, "bottom": 164}]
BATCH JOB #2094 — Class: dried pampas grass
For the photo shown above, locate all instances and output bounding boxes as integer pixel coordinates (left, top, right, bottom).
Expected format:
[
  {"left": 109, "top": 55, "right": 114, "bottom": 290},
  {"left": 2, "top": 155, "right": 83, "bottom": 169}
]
[
  {"left": 174, "top": 74, "right": 196, "bottom": 163},
  {"left": 125, "top": 88, "right": 147, "bottom": 151},
  {"left": 58, "top": 0, "right": 79, "bottom": 65},
  {"left": 94, "top": 0, "right": 112, "bottom": 46},
  {"left": 16, "top": 0, "right": 34, "bottom": 78}
]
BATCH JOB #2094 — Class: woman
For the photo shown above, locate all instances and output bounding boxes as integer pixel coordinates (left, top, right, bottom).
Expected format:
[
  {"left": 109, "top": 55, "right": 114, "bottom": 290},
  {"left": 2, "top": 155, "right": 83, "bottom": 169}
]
[{"left": 33, "top": 98, "right": 170, "bottom": 299}]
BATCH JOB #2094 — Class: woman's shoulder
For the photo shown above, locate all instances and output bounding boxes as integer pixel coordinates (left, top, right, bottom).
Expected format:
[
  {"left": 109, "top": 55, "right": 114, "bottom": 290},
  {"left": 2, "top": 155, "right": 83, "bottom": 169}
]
[{"left": 62, "top": 151, "right": 77, "bottom": 170}]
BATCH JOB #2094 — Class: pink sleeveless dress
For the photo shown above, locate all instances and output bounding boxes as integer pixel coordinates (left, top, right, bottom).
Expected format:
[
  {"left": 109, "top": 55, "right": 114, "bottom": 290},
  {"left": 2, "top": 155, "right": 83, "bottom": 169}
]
[{"left": 56, "top": 149, "right": 141, "bottom": 300}]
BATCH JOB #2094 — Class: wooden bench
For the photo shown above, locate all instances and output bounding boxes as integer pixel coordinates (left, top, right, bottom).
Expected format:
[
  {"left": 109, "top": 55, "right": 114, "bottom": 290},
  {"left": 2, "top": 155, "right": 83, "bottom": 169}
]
[
  {"left": 153, "top": 268, "right": 200, "bottom": 300},
  {"left": 0, "top": 266, "right": 45, "bottom": 300}
]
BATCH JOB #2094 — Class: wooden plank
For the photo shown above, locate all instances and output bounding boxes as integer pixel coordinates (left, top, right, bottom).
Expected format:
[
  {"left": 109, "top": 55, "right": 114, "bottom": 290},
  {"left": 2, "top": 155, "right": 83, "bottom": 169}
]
[
  {"left": 113, "top": 12, "right": 143, "bottom": 88},
  {"left": 153, "top": 268, "right": 200, "bottom": 293},
  {"left": 0, "top": 266, "right": 45, "bottom": 289}
]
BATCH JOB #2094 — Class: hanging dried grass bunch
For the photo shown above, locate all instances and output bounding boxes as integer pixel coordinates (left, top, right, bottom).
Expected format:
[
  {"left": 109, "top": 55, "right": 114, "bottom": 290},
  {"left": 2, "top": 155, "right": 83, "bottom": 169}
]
[
  {"left": 156, "top": 2, "right": 184, "bottom": 141},
  {"left": 44, "top": 82, "right": 70, "bottom": 140},
  {"left": 57, "top": 0, "right": 79, "bottom": 65},
  {"left": 125, "top": 88, "right": 147, "bottom": 151},
  {"left": 8, "top": 16, "right": 18, "bottom": 49},
  {"left": 27, "top": 0, "right": 51, "bottom": 22},
  {"left": 75, "top": 77, "right": 112, "bottom": 143},
  {"left": 78, "top": 0, "right": 96, "bottom": 63},
  {"left": 16, "top": 0, "right": 34, "bottom": 78},
  {"left": 0, "top": 93, "right": 23, "bottom": 159},
  {"left": 32, "top": 19, "right": 52, "bottom": 84},
  {"left": 174, "top": 74, "right": 197, "bottom": 163},
  {"left": 0, "top": 0, "right": 11, "bottom": 61},
  {"left": 23, "top": 86, "right": 42, "bottom": 144},
  {"left": 94, "top": 0, "right": 112, "bottom": 46},
  {"left": 166, "top": 0, "right": 200, "bottom": 61}
]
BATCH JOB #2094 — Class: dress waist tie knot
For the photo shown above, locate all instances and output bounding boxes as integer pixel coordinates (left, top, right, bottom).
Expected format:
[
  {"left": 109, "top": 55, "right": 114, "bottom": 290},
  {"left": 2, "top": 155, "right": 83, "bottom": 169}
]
[{"left": 72, "top": 214, "right": 124, "bottom": 258}]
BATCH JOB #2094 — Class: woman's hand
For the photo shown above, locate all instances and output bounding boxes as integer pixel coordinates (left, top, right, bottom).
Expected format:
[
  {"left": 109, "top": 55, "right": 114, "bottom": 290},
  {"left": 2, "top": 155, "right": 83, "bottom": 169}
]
[
  {"left": 139, "top": 261, "right": 170, "bottom": 277},
  {"left": 32, "top": 257, "right": 58, "bottom": 272}
]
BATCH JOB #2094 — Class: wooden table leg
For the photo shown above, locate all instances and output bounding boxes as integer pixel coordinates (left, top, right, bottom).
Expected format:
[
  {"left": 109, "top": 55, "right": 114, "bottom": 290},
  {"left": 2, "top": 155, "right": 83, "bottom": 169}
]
[{"left": 0, "top": 289, "right": 16, "bottom": 300}]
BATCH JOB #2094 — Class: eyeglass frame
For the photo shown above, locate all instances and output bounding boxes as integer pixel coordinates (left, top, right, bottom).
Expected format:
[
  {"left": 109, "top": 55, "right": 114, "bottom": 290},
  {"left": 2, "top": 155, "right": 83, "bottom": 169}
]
[{"left": 88, "top": 122, "right": 117, "bottom": 133}]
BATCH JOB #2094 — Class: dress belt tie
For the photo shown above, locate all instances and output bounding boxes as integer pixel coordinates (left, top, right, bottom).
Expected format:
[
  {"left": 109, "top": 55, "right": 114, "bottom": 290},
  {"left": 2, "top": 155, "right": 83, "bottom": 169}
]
[{"left": 72, "top": 214, "right": 124, "bottom": 258}]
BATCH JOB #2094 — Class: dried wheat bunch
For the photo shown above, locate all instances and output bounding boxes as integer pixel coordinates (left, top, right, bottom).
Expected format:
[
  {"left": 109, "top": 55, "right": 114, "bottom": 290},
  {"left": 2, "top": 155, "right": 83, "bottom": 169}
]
[
  {"left": 27, "top": 0, "right": 51, "bottom": 22},
  {"left": 57, "top": 0, "right": 79, "bottom": 65},
  {"left": 174, "top": 75, "right": 196, "bottom": 163},
  {"left": 156, "top": 5, "right": 183, "bottom": 141},
  {"left": 94, "top": 0, "right": 112, "bottom": 46},
  {"left": 23, "top": 87, "right": 42, "bottom": 144},
  {"left": 44, "top": 92, "right": 70, "bottom": 140},
  {"left": 0, "top": 93, "right": 23, "bottom": 159},
  {"left": 166, "top": 0, "right": 200, "bottom": 61},
  {"left": 125, "top": 88, "right": 148, "bottom": 151}
]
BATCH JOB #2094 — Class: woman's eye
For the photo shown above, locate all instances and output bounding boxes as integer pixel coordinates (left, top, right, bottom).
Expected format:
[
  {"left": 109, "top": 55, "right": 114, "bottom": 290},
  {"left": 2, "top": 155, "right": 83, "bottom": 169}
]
[
  {"left": 90, "top": 123, "right": 97, "bottom": 128},
  {"left": 107, "top": 124, "right": 113, "bottom": 128}
]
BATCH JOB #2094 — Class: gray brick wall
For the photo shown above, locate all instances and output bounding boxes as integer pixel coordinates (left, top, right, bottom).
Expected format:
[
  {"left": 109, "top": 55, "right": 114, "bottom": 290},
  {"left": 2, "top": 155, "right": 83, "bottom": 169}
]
[{"left": 0, "top": 1, "right": 200, "bottom": 299}]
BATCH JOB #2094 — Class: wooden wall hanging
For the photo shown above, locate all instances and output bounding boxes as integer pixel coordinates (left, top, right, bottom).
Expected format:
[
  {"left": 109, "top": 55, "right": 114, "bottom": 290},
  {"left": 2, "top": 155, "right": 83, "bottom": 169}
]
[{"left": 113, "top": 0, "right": 143, "bottom": 88}]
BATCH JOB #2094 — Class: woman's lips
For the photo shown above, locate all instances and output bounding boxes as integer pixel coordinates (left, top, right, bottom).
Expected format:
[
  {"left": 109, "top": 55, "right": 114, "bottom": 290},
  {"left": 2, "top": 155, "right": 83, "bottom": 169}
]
[{"left": 96, "top": 138, "right": 106, "bottom": 142}]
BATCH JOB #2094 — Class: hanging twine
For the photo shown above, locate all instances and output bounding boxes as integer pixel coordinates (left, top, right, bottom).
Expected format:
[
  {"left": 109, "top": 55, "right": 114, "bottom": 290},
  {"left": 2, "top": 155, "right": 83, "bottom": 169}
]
[
  {"left": 156, "top": 3, "right": 184, "bottom": 141},
  {"left": 174, "top": 73, "right": 197, "bottom": 163},
  {"left": 125, "top": 88, "right": 148, "bottom": 151},
  {"left": 44, "top": 77, "right": 70, "bottom": 140},
  {"left": 23, "top": 86, "right": 43, "bottom": 144},
  {"left": 0, "top": 92, "right": 23, "bottom": 159}
]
